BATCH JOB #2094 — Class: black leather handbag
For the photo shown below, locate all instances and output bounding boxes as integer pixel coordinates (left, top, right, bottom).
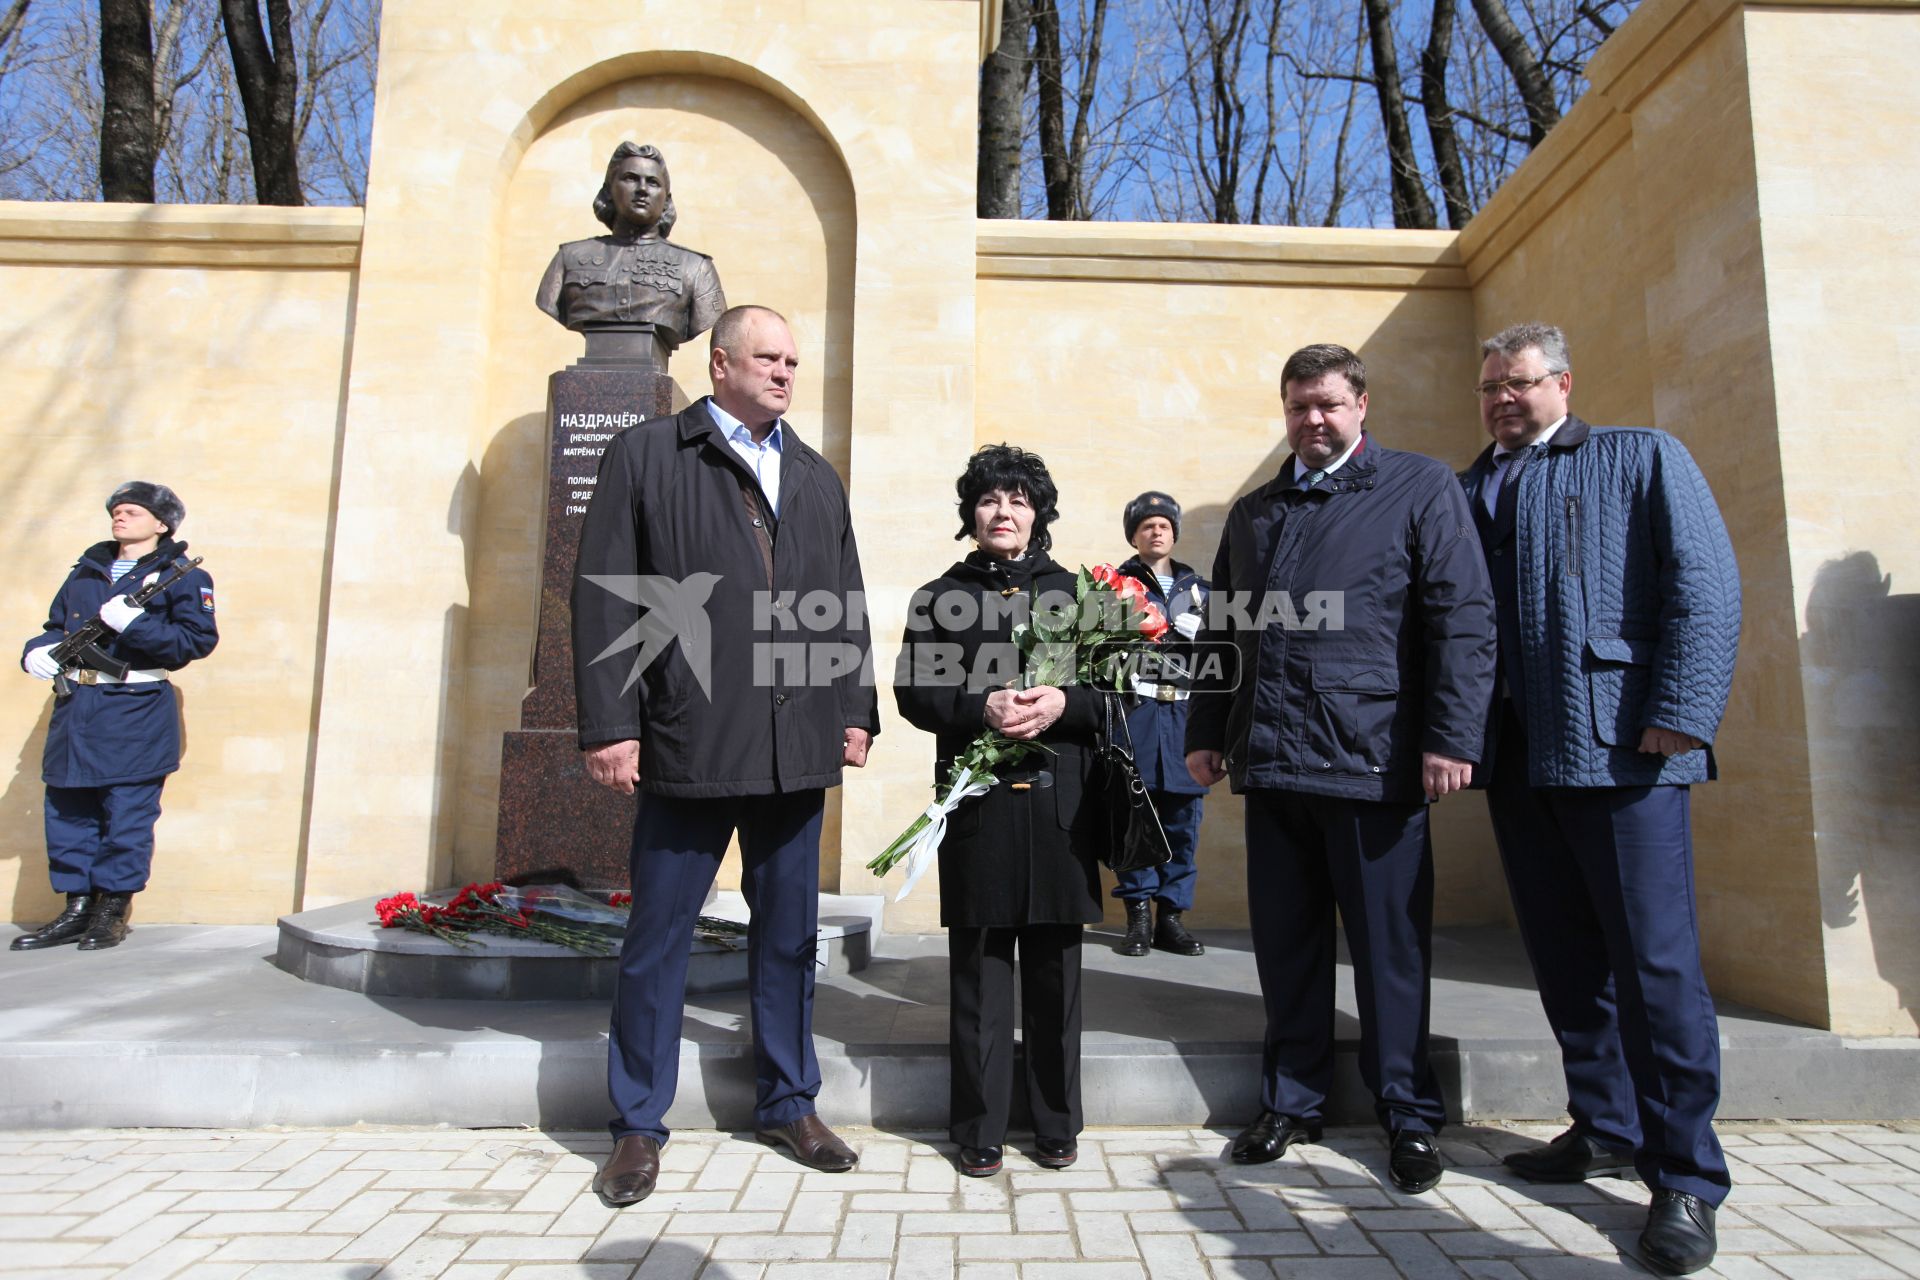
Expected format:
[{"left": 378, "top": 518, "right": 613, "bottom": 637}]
[{"left": 1095, "top": 690, "right": 1174, "bottom": 874}]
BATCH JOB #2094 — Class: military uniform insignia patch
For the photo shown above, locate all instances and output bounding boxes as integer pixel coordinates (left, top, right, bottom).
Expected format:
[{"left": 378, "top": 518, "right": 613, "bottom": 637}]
[{"left": 200, "top": 586, "right": 216, "bottom": 613}]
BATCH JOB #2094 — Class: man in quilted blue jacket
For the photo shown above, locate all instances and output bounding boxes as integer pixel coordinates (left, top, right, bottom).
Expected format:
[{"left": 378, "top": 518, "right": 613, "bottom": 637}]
[{"left": 1461, "top": 323, "right": 1740, "bottom": 1276}]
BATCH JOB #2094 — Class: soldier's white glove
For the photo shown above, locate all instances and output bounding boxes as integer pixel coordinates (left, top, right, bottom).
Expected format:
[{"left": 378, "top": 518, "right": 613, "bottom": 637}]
[
  {"left": 1172, "top": 611, "right": 1203, "bottom": 641},
  {"left": 99, "top": 595, "right": 144, "bottom": 633},
  {"left": 24, "top": 647, "right": 61, "bottom": 680}
]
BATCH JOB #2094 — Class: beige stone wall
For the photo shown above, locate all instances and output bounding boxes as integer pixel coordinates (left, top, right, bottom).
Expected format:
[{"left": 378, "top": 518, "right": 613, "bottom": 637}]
[
  {"left": 0, "top": 0, "right": 1911, "bottom": 1038},
  {"left": 1745, "top": 5, "right": 1920, "bottom": 1034},
  {"left": 0, "top": 202, "right": 361, "bottom": 924},
  {"left": 301, "top": 0, "right": 982, "bottom": 911},
  {"left": 454, "top": 73, "right": 859, "bottom": 895},
  {"left": 961, "top": 223, "right": 1506, "bottom": 933},
  {"left": 1459, "top": 0, "right": 1920, "bottom": 1032}
]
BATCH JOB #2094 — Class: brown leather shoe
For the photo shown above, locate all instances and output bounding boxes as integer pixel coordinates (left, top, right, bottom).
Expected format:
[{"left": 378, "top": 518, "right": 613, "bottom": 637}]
[
  {"left": 593, "top": 1135, "right": 660, "bottom": 1206},
  {"left": 757, "top": 1114, "right": 858, "bottom": 1172}
]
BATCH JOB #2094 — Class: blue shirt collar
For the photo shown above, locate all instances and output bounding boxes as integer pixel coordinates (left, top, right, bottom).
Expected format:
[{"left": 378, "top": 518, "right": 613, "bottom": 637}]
[{"left": 708, "top": 398, "right": 783, "bottom": 450}]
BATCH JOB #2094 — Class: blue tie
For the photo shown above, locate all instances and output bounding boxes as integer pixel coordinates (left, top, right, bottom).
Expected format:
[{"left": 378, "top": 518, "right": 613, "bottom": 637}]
[{"left": 1301, "top": 468, "right": 1327, "bottom": 490}]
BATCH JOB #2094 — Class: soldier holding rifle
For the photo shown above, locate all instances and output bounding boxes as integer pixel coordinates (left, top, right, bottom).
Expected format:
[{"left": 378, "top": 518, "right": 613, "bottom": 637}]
[{"left": 14, "top": 482, "right": 218, "bottom": 952}]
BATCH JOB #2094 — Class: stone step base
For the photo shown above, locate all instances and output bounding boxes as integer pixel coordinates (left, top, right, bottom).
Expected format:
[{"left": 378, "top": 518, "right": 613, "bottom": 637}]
[{"left": 1, "top": 925, "right": 1912, "bottom": 1130}]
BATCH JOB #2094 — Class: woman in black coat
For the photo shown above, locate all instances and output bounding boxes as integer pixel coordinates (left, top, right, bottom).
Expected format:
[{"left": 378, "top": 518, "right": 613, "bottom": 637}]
[{"left": 894, "top": 444, "right": 1105, "bottom": 1177}]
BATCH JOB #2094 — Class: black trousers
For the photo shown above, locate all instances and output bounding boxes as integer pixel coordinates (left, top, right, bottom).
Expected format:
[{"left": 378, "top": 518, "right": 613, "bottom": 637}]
[
  {"left": 947, "top": 924, "right": 1084, "bottom": 1148},
  {"left": 1244, "top": 789, "right": 1445, "bottom": 1134}
]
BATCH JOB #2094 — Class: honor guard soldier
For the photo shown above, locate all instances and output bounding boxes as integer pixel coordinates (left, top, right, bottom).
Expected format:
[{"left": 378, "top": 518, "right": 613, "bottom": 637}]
[
  {"left": 1112, "top": 491, "right": 1211, "bottom": 958},
  {"left": 13, "top": 482, "right": 218, "bottom": 952}
]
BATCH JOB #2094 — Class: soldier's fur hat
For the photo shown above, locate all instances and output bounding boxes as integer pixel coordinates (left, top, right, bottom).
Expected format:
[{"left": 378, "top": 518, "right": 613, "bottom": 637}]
[
  {"left": 106, "top": 481, "right": 186, "bottom": 535},
  {"left": 1123, "top": 490, "right": 1181, "bottom": 542}
]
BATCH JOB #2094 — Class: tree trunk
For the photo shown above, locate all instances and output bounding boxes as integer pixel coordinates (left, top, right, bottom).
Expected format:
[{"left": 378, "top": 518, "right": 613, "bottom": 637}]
[
  {"left": 1469, "top": 0, "right": 1559, "bottom": 146},
  {"left": 1361, "top": 0, "right": 1435, "bottom": 229},
  {"left": 1421, "top": 0, "right": 1471, "bottom": 227},
  {"left": 99, "top": 0, "right": 157, "bottom": 202},
  {"left": 977, "top": 0, "right": 1032, "bottom": 218},
  {"left": 1063, "top": 0, "right": 1107, "bottom": 219},
  {"left": 1031, "top": 0, "right": 1073, "bottom": 219},
  {"left": 219, "top": 0, "right": 303, "bottom": 204},
  {"left": 0, "top": 0, "right": 32, "bottom": 56}
]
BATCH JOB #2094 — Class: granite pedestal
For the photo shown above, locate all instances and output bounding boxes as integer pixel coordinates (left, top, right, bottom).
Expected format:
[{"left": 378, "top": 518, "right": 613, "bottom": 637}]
[{"left": 494, "top": 332, "right": 675, "bottom": 888}]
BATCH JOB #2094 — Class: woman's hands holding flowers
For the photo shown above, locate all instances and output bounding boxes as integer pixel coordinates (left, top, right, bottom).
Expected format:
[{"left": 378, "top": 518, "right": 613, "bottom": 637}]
[{"left": 985, "top": 686, "right": 1066, "bottom": 740}]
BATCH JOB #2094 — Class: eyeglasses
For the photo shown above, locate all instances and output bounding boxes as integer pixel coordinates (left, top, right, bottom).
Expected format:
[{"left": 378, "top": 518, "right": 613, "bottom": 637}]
[{"left": 1474, "top": 372, "right": 1560, "bottom": 399}]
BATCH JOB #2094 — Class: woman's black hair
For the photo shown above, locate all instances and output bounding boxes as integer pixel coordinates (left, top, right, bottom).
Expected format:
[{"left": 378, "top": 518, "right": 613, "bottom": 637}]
[{"left": 954, "top": 443, "right": 1060, "bottom": 553}]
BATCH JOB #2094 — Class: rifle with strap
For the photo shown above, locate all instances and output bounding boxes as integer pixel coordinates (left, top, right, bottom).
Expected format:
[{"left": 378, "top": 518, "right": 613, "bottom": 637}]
[{"left": 50, "top": 557, "right": 204, "bottom": 698}]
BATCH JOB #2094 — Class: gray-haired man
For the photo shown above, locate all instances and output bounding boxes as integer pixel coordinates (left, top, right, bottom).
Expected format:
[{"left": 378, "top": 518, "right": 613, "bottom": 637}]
[{"left": 1461, "top": 322, "right": 1740, "bottom": 1274}]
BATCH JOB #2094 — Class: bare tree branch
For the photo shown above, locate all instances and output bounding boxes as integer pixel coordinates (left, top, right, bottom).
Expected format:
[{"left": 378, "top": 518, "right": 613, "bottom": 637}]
[
  {"left": 1421, "top": 0, "right": 1471, "bottom": 227},
  {"left": 1361, "top": 0, "right": 1435, "bottom": 228},
  {"left": 1469, "top": 0, "right": 1560, "bottom": 145}
]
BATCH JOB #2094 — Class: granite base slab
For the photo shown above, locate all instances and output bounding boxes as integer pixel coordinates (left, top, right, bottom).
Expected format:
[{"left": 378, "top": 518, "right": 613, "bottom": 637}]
[{"left": 275, "top": 890, "right": 881, "bottom": 1000}]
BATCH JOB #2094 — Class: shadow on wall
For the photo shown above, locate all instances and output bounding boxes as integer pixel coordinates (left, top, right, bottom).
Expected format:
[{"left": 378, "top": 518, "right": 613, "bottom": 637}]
[
  {"left": 1802, "top": 551, "right": 1920, "bottom": 1025},
  {"left": 2, "top": 700, "right": 53, "bottom": 923}
]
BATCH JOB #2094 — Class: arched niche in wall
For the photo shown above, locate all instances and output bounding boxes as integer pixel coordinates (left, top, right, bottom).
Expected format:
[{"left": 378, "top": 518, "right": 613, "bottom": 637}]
[{"left": 454, "top": 70, "right": 858, "bottom": 884}]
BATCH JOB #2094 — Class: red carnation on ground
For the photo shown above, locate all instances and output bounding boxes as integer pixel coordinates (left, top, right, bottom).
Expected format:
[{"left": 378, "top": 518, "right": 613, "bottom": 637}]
[{"left": 375, "top": 892, "right": 419, "bottom": 928}]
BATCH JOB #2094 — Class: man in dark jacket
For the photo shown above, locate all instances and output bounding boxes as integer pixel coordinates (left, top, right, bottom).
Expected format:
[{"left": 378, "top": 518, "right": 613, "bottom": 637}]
[
  {"left": 15, "top": 482, "right": 218, "bottom": 952},
  {"left": 1186, "top": 344, "right": 1495, "bottom": 1193},
  {"left": 1462, "top": 323, "right": 1740, "bottom": 1275},
  {"left": 1113, "top": 491, "right": 1210, "bottom": 958},
  {"left": 573, "top": 305, "right": 880, "bottom": 1203}
]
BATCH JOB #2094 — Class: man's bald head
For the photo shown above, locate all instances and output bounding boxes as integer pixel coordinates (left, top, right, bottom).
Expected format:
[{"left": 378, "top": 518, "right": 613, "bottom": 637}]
[
  {"left": 709, "top": 305, "right": 798, "bottom": 432},
  {"left": 710, "top": 305, "right": 790, "bottom": 360}
]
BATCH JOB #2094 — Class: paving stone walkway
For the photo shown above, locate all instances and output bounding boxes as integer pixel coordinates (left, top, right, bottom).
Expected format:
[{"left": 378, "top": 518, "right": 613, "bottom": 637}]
[{"left": 1, "top": 1122, "right": 1917, "bottom": 1279}]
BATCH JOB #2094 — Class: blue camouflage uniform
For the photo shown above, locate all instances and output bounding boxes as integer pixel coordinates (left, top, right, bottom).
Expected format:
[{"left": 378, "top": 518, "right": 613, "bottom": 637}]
[
  {"left": 22, "top": 539, "right": 218, "bottom": 893},
  {"left": 1111, "top": 555, "right": 1209, "bottom": 912}
]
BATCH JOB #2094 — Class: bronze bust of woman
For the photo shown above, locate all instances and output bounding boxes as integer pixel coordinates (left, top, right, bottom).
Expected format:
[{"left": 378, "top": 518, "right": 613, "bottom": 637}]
[{"left": 535, "top": 142, "right": 727, "bottom": 351}]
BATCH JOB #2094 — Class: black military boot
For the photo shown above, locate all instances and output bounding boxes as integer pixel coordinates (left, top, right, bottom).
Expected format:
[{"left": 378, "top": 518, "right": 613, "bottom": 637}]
[
  {"left": 1118, "top": 900, "right": 1152, "bottom": 956},
  {"left": 9, "top": 894, "right": 95, "bottom": 951},
  {"left": 1153, "top": 904, "right": 1205, "bottom": 956},
  {"left": 76, "top": 892, "right": 133, "bottom": 951}
]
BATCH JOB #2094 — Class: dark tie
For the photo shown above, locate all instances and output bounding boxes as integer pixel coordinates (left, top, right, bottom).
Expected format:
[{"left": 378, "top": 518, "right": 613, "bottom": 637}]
[{"left": 1494, "top": 443, "right": 1541, "bottom": 526}]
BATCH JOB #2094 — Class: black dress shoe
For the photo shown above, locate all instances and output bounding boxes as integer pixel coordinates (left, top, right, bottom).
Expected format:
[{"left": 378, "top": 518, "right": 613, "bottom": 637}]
[
  {"left": 593, "top": 1135, "right": 660, "bottom": 1206},
  {"left": 1502, "top": 1126, "right": 1639, "bottom": 1183},
  {"left": 1153, "top": 906, "right": 1205, "bottom": 956},
  {"left": 1033, "top": 1137, "right": 1078, "bottom": 1169},
  {"left": 757, "top": 1115, "right": 858, "bottom": 1172},
  {"left": 1118, "top": 901, "right": 1152, "bottom": 957},
  {"left": 1388, "top": 1130, "right": 1444, "bottom": 1193},
  {"left": 1640, "top": 1189, "right": 1717, "bottom": 1274},
  {"left": 10, "top": 894, "right": 94, "bottom": 951},
  {"left": 957, "top": 1145, "right": 1003, "bottom": 1177},
  {"left": 1230, "top": 1112, "right": 1322, "bottom": 1165},
  {"left": 76, "top": 892, "right": 133, "bottom": 951}
]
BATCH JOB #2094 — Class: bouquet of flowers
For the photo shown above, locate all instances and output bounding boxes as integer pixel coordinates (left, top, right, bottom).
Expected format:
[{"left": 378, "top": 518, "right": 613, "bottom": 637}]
[
  {"left": 869, "top": 564, "right": 1168, "bottom": 900},
  {"left": 374, "top": 882, "right": 752, "bottom": 955}
]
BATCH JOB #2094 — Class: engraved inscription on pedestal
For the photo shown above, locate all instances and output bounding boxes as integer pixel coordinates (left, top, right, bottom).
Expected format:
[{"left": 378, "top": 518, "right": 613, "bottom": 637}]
[{"left": 493, "top": 367, "right": 672, "bottom": 887}]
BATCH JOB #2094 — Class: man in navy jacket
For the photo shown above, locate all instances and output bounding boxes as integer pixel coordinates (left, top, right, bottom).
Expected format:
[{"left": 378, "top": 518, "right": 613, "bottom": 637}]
[
  {"left": 1461, "top": 323, "right": 1740, "bottom": 1275},
  {"left": 15, "top": 482, "right": 217, "bottom": 952},
  {"left": 1187, "top": 344, "right": 1496, "bottom": 1193}
]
